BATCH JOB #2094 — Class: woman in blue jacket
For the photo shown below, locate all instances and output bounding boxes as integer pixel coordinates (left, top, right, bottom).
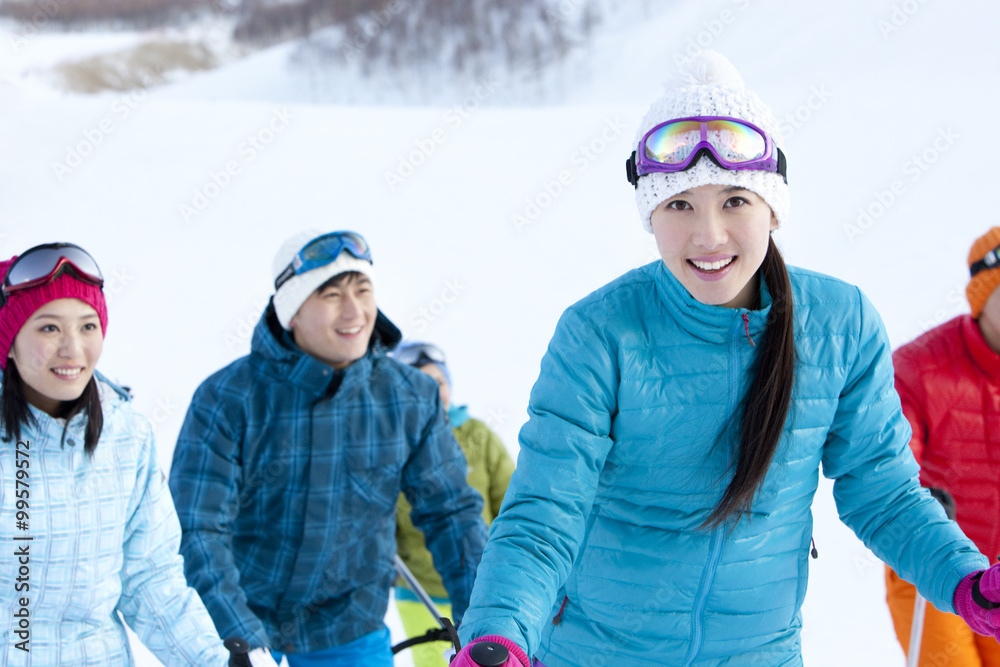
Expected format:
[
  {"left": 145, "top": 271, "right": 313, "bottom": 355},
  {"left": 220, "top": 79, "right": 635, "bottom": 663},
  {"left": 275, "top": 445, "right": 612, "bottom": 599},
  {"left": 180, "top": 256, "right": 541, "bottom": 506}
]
[
  {"left": 0, "top": 243, "right": 231, "bottom": 666},
  {"left": 452, "top": 51, "right": 1000, "bottom": 667}
]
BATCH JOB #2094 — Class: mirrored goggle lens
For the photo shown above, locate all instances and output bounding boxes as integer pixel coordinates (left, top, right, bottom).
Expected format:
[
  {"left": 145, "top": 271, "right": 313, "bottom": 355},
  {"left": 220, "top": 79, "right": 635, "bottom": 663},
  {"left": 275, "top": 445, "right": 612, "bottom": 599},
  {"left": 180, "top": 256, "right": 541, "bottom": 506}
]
[
  {"left": 301, "top": 231, "right": 371, "bottom": 265},
  {"left": 644, "top": 120, "right": 767, "bottom": 165},
  {"left": 644, "top": 121, "right": 702, "bottom": 164},
  {"left": 394, "top": 344, "right": 446, "bottom": 367},
  {"left": 5, "top": 245, "right": 104, "bottom": 290}
]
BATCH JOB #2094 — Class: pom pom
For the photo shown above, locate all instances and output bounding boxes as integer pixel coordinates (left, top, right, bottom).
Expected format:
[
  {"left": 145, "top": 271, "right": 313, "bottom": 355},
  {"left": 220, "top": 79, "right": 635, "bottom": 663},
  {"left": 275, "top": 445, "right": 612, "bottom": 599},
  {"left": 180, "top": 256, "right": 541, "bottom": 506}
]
[{"left": 668, "top": 50, "right": 745, "bottom": 90}]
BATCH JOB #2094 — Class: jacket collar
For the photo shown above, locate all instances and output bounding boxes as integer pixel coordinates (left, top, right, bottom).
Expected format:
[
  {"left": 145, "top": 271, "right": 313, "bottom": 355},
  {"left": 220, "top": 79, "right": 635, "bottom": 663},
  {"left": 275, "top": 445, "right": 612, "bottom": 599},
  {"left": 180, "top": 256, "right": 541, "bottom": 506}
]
[
  {"left": 0, "top": 370, "right": 127, "bottom": 448},
  {"left": 448, "top": 404, "right": 470, "bottom": 428},
  {"left": 250, "top": 300, "right": 403, "bottom": 396},
  {"left": 652, "top": 261, "right": 772, "bottom": 344},
  {"left": 961, "top": 314, "right": 1000, "bottom": 377}
]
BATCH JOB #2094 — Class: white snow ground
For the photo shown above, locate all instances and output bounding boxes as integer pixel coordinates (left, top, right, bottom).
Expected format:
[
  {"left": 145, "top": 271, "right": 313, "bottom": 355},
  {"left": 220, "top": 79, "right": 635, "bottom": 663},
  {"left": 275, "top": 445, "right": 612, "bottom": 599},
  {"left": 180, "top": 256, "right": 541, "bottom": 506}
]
[{"left": 2, "top": 0, "right": 999, "bottom": 664}]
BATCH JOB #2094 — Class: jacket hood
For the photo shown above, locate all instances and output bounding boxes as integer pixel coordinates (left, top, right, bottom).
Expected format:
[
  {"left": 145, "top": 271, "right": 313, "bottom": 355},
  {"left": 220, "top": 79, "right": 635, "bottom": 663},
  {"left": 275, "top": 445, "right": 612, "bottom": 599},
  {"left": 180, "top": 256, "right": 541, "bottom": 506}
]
[{"left": 248, "top": 300, "right": 402, "bottom": 389}]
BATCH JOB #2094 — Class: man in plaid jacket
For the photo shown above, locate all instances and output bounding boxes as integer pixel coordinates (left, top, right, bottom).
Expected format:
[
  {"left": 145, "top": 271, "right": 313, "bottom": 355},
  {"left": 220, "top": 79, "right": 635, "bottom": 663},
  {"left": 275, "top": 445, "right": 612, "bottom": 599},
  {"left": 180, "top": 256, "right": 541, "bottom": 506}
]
[{"left": 169, "top": 231, "right": 487, "bottom": 666}]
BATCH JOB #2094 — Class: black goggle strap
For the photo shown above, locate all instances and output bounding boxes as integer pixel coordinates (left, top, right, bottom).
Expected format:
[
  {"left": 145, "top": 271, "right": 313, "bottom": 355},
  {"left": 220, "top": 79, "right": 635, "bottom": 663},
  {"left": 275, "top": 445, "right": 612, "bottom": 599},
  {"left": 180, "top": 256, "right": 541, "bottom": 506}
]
[
  {"left": 626, "top": 151, "right": 639, "bottom": 188},
  {"left": 626, "top": 147, "right": 788, "bottom": 189},
  {"left": 776, "top": 148, "right": 788, "bottom": 184},
  {"left": 274, "top": 264, "right": 297, "bottom": 291},
  {"left": 970, "top": 244, "right": 1000, "bottom": 278}
]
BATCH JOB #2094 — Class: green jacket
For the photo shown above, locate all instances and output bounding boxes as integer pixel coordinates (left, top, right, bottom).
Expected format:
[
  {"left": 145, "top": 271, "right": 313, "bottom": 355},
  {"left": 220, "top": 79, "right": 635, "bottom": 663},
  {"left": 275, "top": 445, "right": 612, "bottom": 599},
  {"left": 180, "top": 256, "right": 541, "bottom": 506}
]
[{"left": 396, "top": 406, "right": 515, "bottom": 599}]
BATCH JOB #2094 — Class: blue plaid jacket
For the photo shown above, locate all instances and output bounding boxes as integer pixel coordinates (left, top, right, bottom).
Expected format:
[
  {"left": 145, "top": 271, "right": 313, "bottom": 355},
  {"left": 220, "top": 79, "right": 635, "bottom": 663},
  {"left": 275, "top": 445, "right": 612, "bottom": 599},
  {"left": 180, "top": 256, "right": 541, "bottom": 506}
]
[
  {"left": 169, "top": 305, "right": 486, "bottom": 655},
  {"left": 0, "top": 373, "right": 228, "bottom": 666}
]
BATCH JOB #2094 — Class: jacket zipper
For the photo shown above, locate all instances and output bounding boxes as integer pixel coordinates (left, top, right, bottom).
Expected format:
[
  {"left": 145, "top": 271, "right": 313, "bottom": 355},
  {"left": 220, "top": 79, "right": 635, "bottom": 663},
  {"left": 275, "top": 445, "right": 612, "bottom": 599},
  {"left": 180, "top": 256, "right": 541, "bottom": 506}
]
[
  {"left": 552, "top": 595, "right": 568, "bottom": 625},
  {"left": 683, "top": 313, "right": 749, "bottom": 665},
  {"left": 683, "top": 527, "right": 724, "bottom": 666},
  {"left": 742, "top": 312, "right": 756, "bottom": 347}
]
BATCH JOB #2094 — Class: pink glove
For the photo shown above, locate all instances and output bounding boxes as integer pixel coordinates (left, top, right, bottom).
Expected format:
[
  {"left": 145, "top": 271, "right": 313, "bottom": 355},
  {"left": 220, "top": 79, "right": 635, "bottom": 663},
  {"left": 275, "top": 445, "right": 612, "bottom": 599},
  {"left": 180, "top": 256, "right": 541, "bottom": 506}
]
[
  {"left": 954, "top": 564, "right": 1000, "bottom": 640},
  {"left": 451, "top": 636, "right": 530, "bottom": 667}
]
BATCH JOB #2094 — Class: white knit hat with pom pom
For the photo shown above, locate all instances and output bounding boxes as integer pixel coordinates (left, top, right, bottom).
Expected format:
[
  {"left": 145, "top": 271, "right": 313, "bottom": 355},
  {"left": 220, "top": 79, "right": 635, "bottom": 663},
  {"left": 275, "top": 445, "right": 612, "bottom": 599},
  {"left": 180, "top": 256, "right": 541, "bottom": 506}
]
[{"left": 633, "top": 50, "right": 790, "bottom": 233}]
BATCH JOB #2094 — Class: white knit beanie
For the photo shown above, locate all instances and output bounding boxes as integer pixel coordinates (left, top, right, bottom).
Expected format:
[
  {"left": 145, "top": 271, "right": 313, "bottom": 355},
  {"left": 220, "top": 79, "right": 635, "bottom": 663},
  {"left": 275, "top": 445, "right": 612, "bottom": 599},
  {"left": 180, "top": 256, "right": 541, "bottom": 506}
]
[
  {"left": 634, "top": 51, "right": 790, "bottom": 233},
  {"left": 271, "top": 229, "right": 376, "bottom": 329}
]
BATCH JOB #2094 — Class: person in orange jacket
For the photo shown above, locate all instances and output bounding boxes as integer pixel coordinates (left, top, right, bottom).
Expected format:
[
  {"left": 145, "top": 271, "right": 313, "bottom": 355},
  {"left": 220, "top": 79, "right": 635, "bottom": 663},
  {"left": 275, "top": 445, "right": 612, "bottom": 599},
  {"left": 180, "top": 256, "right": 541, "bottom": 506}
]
[{"left": 886, "top": 227, "right": 1000, "bottom": 666}]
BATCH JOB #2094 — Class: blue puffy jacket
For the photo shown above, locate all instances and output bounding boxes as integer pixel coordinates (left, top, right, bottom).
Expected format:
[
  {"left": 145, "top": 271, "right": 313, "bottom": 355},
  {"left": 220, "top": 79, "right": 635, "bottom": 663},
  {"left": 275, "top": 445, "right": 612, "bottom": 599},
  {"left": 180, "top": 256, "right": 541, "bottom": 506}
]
[
  {"left": 459, "top": 261, "right": 987, "bottom": 666},
  {"left": 170, "top": 305, "right": 486, "bottom": 654}
]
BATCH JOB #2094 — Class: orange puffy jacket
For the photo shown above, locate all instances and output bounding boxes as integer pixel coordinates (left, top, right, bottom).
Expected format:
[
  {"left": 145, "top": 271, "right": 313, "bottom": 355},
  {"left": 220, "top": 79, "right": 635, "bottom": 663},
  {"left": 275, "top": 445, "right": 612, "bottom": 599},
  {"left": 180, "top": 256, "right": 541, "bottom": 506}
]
[{"left": 893, "top": 314, "right": 1000, "bottom": 562}]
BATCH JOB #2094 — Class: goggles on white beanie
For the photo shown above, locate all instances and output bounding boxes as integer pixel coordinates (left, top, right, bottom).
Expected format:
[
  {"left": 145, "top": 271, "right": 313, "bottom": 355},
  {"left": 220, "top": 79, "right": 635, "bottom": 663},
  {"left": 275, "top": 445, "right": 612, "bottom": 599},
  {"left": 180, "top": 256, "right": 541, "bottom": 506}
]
[
  {"left": 271, "top": 229, "right": 376, "bottom": 330},
  {"left": 633, "top": 50, "right": 790, "bottom": 233}
]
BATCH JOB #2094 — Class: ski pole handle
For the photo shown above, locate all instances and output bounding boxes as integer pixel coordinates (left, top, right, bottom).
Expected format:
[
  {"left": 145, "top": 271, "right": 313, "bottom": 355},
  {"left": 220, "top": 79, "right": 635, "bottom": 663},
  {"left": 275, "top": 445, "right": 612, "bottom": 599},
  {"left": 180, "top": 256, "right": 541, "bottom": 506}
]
[
  {"left": 450, "top": 636, "right": 530, "bottom": 667},
  {"left": 972, "top": 572, "right": 1000, "bottom": 610},
  {"left": 225, "top": 638, "right": 280, "bottom": 667}
]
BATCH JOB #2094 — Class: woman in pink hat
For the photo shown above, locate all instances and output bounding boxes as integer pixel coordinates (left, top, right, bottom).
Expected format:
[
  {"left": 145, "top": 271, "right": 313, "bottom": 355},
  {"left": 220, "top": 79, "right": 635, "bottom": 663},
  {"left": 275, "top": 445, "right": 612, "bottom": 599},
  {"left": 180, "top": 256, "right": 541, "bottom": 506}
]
[{"left": 0, "top": 243, "right": 238, "bottom": 666}]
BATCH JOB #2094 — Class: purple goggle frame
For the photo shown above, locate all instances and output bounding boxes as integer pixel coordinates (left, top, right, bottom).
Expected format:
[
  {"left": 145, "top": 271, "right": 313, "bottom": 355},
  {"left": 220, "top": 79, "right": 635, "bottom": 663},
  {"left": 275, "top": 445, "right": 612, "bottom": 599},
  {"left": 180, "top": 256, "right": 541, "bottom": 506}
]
[{"left": 625, "top": 115, "right": 787, "bottom": 188}]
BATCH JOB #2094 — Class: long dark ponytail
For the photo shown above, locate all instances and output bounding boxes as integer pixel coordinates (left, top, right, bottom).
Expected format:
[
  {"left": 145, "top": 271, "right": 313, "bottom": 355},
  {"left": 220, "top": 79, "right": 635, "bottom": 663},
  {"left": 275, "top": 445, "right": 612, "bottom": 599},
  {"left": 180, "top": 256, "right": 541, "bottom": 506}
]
[
  {"left": 2, "top": 360, "right": 104, "bottom": 455},
  {"left": 702, "top": 236, "right": 795, "bottom": 529}
]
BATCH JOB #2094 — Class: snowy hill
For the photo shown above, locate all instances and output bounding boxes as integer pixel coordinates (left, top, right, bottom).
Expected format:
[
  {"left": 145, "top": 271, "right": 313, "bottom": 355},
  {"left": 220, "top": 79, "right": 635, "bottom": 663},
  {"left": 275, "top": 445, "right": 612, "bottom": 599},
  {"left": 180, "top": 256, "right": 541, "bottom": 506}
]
[{"left": 2, "top": 0, "right": 999, "bottom": 664}]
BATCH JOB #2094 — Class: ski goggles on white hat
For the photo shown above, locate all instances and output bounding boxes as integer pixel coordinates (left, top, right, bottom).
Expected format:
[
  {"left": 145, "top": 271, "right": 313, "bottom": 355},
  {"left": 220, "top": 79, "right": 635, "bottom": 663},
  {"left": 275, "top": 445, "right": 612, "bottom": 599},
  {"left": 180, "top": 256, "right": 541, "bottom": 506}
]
[
  {"left": 626, "top": 116, "right": 787, "bottom": 188},
  {"left": 274, "top": 231, "right": 372, "bottom": 291}
]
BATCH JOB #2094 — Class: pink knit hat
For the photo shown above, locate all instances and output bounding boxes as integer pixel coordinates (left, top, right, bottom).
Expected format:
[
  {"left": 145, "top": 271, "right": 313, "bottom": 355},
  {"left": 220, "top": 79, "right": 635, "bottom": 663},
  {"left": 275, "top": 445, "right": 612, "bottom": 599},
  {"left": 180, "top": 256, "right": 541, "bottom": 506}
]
[{"left": 0, "top": 255, "right": 108, "bottom": 371}]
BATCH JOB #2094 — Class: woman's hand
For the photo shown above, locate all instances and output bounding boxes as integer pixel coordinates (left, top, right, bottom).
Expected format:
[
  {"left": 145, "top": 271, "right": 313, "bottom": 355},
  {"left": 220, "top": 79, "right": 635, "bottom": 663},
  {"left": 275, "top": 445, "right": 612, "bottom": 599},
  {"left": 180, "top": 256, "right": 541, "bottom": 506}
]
[
  {"left": 225, "top": 638, "right": 280, "bottom": 667},
  {"left": 954, "top": 563, "right": 1000, "bottom": 640},
  {"left": 451, "top": 636, "right": 530, "bottom": 667}
]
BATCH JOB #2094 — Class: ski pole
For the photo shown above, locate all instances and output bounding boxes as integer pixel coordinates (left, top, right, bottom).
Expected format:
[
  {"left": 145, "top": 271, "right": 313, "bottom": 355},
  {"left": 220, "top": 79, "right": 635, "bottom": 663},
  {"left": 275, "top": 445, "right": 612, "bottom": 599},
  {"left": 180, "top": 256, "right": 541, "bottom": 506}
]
[
  {"left": 393, "top": 554, "right": 447, "bottom": 630},
  {"left": 907, "top": 593, "right": 926, "bottom": 667},
  {"left": 908, "top": 487, "right": 958, "bottom": 666}
]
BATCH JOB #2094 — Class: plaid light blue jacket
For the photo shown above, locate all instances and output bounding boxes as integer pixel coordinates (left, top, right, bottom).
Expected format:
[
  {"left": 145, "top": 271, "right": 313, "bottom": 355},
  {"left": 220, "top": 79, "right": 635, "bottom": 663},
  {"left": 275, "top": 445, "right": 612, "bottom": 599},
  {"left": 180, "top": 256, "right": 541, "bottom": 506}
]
[
  {"left": 169, "top": 305, "right": 486, "bottom": 655},
  {"left": 0, "top": 374, "right": 229, "bottom": 666}
]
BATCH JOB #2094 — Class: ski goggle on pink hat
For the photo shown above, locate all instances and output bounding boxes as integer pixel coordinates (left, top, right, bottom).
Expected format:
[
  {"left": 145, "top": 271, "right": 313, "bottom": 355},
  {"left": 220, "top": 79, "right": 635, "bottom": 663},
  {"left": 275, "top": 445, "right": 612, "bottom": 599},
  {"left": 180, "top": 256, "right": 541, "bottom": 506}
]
[
  {"left": 0, "top": 242, "right": 104, "bottom": 309},
  {"left": 625, "top": 116, "right": 787, "bottom": 187}
]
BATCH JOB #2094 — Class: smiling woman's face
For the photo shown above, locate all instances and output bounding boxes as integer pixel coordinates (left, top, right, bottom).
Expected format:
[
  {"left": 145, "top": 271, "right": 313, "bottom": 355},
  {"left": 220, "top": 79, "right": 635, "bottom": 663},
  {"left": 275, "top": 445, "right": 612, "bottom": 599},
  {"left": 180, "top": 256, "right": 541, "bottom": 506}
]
[
  {"left": 650, "top": 183, "right": 777, "bottom": 309},
  {"left": 8, "top": 298, "right": 104, "bottom": 416}
]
